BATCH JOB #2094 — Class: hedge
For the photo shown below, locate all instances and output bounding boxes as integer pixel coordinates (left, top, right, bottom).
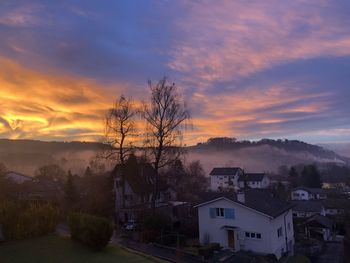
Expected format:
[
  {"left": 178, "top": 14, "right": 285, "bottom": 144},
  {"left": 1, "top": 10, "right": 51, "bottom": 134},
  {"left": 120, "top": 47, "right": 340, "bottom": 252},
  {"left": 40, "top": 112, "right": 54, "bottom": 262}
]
[
  {"left": 0, "top": 201, "right": 59, "bottom": 240},
  {"left": 198, "top": 242, "right": 221, "bottom": 259},
  {"left": 68, "top": 212, "right": 113, "bottom": 250}
]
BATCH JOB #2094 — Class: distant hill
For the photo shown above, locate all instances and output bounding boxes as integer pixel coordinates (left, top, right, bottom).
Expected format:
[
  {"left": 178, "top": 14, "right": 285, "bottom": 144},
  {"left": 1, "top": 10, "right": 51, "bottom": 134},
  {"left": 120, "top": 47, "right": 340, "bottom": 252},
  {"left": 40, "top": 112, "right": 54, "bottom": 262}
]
[
  {"left": 320, "top": 143, "right": 350, "bottom": 158},
  {"left": 0, "top": 139, "right": 110, "bottom": 176},
  {"left": 186, "top": 138, "right": 350, "bottom": 174},
  {"left": 0, "top": 139, "right": 109, "bottom": 153},
  {"left": 0, "top": 138, "right": 349, "bottom": 176}
]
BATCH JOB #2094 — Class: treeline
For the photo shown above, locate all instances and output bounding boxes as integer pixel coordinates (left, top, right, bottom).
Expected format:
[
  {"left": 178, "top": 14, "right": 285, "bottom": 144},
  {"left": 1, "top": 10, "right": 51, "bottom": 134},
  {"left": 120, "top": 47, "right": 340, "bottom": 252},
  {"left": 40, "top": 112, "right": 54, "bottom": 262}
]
[
  {"left": 192, "top": 137, "right": 349, "bottom": 163},
  {"left": 0, "top": 139, "right": 109, "bottom": 153}
]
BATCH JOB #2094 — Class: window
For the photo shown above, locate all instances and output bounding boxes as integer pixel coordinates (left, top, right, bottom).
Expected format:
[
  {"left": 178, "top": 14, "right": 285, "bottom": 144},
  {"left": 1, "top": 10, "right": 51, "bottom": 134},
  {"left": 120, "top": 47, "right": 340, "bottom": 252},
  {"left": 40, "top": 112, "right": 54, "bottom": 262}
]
[
  {"left": 210, "top": 208, "right": 234, "bottom": 219},
  {"left": 216, "top": 208, "right": 224, "bottom": 217},
  {"left": 277, "top": 227, "right": 283, "bottom": 237},
  {"left": 245, "top": 232, "right": 261, "bottom": 240}
]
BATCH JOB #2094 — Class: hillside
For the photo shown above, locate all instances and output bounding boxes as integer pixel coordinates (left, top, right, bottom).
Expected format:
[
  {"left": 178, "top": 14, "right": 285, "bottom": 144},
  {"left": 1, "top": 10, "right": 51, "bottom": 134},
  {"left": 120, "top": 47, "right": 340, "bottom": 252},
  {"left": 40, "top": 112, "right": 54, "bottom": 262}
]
[
  {"left": 186, "top": 138, "right": 350, "bottom": 174},
  {"left": 0, "top": 139, "right": 111, "bottom": 176},
  {"left": 0, "top": 138, "right": 349, "bottom": 176}
]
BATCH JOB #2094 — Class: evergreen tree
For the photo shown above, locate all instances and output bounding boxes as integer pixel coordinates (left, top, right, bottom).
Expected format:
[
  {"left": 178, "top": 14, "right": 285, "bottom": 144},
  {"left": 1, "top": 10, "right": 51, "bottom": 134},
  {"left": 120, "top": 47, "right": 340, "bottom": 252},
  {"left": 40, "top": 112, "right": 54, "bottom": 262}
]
[
  {"left": 301, "top": 164, "right": 322, "bottom": 188},
  {"left": 64, "top": 170, "right": 78, "bottom": 210},
  {"left": 84, "top": 166, "right": 92, "bottom": 177}
]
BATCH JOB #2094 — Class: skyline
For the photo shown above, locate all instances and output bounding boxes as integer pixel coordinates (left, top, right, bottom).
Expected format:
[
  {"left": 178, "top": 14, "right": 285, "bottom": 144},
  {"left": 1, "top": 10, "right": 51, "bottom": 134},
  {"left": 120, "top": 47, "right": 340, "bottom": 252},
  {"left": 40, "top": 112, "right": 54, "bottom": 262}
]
[{"left": 1, "top": 1, "right": 350, "bottom": 145}]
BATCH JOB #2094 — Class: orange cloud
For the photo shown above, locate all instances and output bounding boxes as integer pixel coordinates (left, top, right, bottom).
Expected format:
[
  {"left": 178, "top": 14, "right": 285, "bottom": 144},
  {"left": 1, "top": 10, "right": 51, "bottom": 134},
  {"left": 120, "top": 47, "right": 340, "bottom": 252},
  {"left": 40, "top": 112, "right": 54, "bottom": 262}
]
[{"left": 0, "top": 57, "right": 115, "bottom": 141}]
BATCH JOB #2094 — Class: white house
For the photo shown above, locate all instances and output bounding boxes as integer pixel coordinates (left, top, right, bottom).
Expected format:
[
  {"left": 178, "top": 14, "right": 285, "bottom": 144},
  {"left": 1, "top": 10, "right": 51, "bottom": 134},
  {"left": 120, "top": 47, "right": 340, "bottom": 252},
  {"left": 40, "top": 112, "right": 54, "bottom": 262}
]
[
  {"left": 209, "top": 167, "right": 244, "bottom": 192},
  {"left": 5, "top": 171, "right": 33, "bottom": 184},
  {"left": 195, "top": 189, "right": 294, "bottom": 260},
  {"left": 238, "top": 173, "right": 270, "bottom": 189},
  {"left": 322, "top": 199, "right": 350, "bottom": 216},
  {"left": 290, "top": 187, "right": 328, "bottom": 201}
]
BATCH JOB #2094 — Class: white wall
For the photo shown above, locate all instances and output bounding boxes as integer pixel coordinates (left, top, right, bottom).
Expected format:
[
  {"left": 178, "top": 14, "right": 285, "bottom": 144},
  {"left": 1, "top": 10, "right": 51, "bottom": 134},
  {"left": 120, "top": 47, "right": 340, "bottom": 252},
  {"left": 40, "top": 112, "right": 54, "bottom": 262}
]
[
  {"left": 291, "top": 190, "right": 310, "bottom": 200},
  {"left": 198, "top": 198, "right": 294, "bottom": 259},
  {"left": 210, "top": 175, "right": 238, "bottom": 191},
  {"left": 6, "top": 172, "right": 32, "bottom": 184},
  {"left": 268, "top": 209, "right": 294, "bottom": 259}
]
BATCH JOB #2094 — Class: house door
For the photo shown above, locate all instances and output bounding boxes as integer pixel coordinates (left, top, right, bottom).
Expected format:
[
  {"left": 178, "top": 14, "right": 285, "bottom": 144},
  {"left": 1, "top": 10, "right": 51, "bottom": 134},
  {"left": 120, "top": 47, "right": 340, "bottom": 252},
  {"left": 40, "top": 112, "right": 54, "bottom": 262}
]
[{"left": 227, "top": 230, "right": 235, "bottom": 248}]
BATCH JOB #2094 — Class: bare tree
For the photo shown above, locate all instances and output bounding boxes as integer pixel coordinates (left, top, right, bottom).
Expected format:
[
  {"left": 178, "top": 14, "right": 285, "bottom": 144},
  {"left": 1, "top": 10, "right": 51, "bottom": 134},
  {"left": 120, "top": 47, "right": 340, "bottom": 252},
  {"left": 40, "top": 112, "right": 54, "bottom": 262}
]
[
  {"left": 105, "top": 95, "right": 137, "bottom": 165},
  {"left": 104, "top": 95, "right": 137, "bottom": 208},
  {"left": 142, "top": 77, "right": 190, "bottom": 209}
]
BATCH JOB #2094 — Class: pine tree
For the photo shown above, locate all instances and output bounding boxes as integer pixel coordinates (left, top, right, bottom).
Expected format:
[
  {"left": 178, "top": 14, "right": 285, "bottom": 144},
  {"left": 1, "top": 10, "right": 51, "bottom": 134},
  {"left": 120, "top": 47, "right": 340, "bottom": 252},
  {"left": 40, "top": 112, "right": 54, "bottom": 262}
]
[{"left": 64, "top": 170, "right": 78, "bottom": 211}]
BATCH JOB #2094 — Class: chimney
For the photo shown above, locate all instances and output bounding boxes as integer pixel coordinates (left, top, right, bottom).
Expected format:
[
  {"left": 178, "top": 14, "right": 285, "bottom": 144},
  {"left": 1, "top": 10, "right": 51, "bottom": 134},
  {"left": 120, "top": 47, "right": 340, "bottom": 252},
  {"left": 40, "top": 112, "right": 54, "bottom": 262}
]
[{"left": 237, "top": 190, "right": 245, "bottom": 203}]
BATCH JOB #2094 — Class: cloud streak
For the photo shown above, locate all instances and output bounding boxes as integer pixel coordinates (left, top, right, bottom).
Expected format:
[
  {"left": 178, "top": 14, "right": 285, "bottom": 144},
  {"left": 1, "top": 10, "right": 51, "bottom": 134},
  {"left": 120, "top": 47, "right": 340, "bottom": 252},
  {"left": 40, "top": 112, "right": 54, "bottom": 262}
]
[
  {"left": 0, "top": 57, "right": 114, "bottom": 141},
  {"left": 0, "top": 1, "right": 350, "bottom": 144},
  {"left": 170, "top": 0, "right": 350, "bottom": 85}
]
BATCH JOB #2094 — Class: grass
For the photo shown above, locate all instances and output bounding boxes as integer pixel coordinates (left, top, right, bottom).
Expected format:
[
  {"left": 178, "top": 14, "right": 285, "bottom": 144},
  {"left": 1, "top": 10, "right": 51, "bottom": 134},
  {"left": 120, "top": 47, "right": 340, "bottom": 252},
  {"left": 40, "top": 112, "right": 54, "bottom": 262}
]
[
  {"left": 0, "top": 235, "right": 161, "bottom": 263},
  {"left": 286, "top": 254, "right": 311, "bottom": 263}
]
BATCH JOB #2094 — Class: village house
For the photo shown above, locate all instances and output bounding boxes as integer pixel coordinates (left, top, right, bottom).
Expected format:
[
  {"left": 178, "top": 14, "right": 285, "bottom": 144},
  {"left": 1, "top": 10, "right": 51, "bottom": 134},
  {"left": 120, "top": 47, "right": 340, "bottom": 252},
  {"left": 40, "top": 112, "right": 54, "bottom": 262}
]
[
  {"left": 209, "top": 167, "right": 244, "bottom": 192},
  {"left": 112, "top": 158, "right": 176, "bottom": 224},
  {"left": 238, "top": 173, "right": 270, "bottom": 189},
  {"left": 322, "top": 199, "right": 350, "bottom": 216},
  {"left": 195, "top": 189, "right": 294, "bottom": 260},
  {"left": 290, "top": 187, "right": 337, "bottom": 201},
  {"left": 291, "top": 200, "right": 325, "bottom": 218},
  {"left": 5, "top": 171, "right": 33, "bottom": 184},
  {"left": 302, "top": 215, "right": 335, "bottom": 241}
]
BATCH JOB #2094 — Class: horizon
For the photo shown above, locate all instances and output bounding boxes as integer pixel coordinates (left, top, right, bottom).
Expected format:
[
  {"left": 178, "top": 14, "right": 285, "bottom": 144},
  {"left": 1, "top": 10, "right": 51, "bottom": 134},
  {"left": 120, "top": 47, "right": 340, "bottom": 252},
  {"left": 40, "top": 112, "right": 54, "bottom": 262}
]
[{"left": 1, "top": 1, "right": 350, "bottom": 145}]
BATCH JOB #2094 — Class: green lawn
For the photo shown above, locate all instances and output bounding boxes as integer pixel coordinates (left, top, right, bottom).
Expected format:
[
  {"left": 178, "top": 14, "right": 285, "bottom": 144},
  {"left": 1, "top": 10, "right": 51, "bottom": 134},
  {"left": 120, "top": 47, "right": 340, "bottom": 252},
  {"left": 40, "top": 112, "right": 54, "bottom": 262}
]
[
  {"left": 0, "top": 235, "right": 160, "bottom": 263},
  {"left": 286, "top": 254, "right": 311, "bottom": 263}
]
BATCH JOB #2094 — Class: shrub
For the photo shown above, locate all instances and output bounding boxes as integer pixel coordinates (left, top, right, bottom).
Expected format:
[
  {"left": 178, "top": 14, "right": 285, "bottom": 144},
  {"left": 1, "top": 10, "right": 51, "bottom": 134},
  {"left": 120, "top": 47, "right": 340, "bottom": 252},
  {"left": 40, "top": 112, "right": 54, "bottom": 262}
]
[
  {"left": 0, "top": 201, "right": 59, "bottom": 240},
  {"left": 139, "top": 211, "right": 172, "bottom": 243},
  {"left": 68, "top": 212, "right": 113, "bottom": 250},
  {"left": 198, "top": 242, "right": 221, "bottom": 259}
]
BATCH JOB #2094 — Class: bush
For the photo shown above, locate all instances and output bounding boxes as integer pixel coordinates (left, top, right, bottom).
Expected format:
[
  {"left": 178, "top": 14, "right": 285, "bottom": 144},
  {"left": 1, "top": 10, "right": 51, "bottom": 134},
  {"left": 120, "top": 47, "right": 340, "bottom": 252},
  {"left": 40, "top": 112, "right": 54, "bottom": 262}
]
[
  {"left": 68, "top": 212, "right": 113, "bottom": 250},
  {"left": 139, "top": 212, "right": 172, "bottom": 243},
  {"left": 198, "top": 242, "right": 221, "bottom": 259},
  {"left": 0, "top": 201, "right": 59, "bottom": 240}
]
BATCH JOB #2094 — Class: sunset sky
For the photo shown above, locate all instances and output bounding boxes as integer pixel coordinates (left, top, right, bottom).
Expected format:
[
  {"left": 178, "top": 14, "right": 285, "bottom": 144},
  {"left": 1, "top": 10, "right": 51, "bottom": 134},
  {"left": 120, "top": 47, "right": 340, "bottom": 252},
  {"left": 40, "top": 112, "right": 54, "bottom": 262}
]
[{"left": 1, "top": 0, "right": 350, "bottom": 145}]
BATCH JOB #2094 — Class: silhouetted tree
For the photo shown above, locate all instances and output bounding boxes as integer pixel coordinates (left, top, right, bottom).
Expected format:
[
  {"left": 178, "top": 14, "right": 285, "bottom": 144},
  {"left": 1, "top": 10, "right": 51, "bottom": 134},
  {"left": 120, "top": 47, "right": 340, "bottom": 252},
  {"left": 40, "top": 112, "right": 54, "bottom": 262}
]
[
  {"left": 104, "top": 95, "right": 137, "bottom": 208},
  {"left": 35, "top": 164, "right": 66, "bottom": 183},
  {"left": 64, "top": 170, "right": 78, "bottom": 211},
  {"left": 288, "top": 166, "right": 300, "bottom": 188},
  {"left": 301, "top": 164, "right": 322, "bottom": 188},
  {"left": 84, "top": 166, "right": 92, "bottom": 177},
  {"left": 142, "top": 77, "right": 190, "bottom": 210}
]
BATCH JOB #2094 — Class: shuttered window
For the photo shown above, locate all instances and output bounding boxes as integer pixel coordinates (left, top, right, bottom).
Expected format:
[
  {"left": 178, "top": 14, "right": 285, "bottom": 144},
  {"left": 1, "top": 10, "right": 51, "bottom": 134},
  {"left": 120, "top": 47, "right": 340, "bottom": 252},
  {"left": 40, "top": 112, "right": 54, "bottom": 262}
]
[
  {"left": 224, "top": 208, "right": 235, "bottom": 219},
  {"left": 209, "top": 207, "right": 235, "bottom": 219}
]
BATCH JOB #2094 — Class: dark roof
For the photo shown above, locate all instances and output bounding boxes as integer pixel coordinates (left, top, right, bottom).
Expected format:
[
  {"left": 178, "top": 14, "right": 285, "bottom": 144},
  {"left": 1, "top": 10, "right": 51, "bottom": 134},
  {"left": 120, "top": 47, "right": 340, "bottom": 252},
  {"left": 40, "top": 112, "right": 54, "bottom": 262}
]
[
  {"left": 196, "top": 189, "right": 293, "bottom": 218},
  {"left": 210, "top": 167, "right": 242, "bottom": 176},
  {"left": 113, "top": 162, "right": 168, "bottom": 195},
  {"left": 291, "top": 200, "right": 324, "bottom": 213},
  {"left": 322, "top": 199, "right": 350, "bottom": 210},
  {"left": 238, "top": 173, "right": 266, "bottom": 182},
  {"left": 306, "top": 215, "right": 334, "bottom": 229},
  {"left": 242, "top": 189, "right": 294, "bottom": 218}
]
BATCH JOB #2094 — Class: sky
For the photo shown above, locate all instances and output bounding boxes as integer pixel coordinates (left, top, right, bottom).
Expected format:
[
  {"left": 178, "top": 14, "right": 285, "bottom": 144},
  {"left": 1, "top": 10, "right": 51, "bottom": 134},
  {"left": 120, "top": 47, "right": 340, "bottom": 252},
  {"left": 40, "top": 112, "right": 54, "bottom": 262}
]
[{"left": 0, "top": 0, "right": 350, "bottom": 145}]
